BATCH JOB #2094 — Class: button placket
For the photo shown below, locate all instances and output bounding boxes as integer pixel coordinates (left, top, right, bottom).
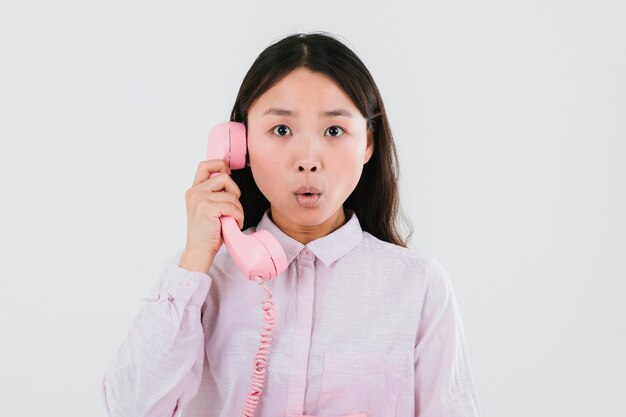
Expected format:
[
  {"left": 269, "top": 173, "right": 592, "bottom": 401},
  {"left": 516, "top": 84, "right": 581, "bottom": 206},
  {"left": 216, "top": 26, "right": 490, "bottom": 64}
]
[{"left": 286, "top": 247, "right": 316, "bottom": 416}]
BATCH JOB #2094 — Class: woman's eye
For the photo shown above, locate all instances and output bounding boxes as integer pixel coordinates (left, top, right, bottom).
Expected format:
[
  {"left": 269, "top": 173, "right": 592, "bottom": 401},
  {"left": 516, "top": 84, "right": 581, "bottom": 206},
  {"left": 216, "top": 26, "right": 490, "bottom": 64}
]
[
  {"left": 271, "top": 125, "right": 345, "bottom": 137},
  {"left": 272, "top": 125, "right": 291, "bottom": 136},
  {"left": 325, "top": 126, "right": 345, "bottom": 137}
]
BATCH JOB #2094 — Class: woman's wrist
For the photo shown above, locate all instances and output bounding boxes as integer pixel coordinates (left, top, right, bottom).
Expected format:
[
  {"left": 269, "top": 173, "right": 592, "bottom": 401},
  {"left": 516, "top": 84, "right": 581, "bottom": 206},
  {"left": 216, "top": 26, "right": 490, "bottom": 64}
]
[{"left": 179, "top": 248, "right": 215, "bottom": 274}]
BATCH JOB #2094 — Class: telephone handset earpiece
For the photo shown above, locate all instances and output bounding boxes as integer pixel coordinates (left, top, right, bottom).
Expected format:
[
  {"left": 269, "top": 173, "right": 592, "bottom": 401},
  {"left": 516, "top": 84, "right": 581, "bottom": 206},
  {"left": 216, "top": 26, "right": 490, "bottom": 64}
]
[
  {"left": 207, "top": 121, "right": 288, "bottom": 281},
  {"left": 207, "top": 121, "right": 287, "bottom": 416}
]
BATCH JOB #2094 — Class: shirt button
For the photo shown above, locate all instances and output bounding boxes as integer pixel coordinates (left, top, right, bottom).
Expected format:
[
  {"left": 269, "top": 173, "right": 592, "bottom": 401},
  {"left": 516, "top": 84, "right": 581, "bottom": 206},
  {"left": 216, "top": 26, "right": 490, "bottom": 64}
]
[
  {"left": 302, "top": 248, "right": 309, "bottom": 255},
  {"left": 180, "top": 279, "right": 190, "bottom": 287}
]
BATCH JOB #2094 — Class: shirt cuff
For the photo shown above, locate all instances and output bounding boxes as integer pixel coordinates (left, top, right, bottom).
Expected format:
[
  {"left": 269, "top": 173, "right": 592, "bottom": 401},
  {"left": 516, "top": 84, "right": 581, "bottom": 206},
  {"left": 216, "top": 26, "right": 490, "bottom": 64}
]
[{"left": 142, "top": 250, "right": 212, "bottom": 308}]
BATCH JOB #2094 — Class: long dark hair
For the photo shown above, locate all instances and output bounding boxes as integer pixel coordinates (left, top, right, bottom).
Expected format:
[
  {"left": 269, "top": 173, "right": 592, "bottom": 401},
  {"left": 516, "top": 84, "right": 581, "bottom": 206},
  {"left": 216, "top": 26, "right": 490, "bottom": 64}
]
[{"left": 229, "top": 31, "right": 414, "bottom": 248}]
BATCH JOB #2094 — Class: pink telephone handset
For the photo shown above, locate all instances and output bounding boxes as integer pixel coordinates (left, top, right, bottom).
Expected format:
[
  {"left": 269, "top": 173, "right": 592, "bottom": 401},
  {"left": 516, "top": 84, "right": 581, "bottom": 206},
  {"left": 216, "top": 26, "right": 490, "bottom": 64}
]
[
  {"left": 206, "top": 121, "right": 288, "bottom": 281},
  {"left": 207, "top": 121, "right": 287, "bottom": 417}
]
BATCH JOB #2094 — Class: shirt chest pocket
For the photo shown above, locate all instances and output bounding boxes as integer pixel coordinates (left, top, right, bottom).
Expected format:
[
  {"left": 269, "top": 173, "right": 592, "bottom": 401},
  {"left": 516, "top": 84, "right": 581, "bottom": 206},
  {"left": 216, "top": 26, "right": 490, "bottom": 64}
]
[{"left": 316, "top": 351, "right": 408, "bottom": 417}]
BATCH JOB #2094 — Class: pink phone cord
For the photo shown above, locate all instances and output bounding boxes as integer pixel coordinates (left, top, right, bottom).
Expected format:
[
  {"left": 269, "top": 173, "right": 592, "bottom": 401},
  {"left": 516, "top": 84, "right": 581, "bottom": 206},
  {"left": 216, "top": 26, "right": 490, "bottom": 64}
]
[{"left": 241, "top": 276, "right": 276, "bottom": 417}]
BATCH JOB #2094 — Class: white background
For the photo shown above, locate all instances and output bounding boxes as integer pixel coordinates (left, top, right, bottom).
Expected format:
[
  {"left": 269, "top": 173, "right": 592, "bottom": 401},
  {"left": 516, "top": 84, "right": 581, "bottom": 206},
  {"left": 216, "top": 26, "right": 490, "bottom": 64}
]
[{"left": 1, "top": 1, "right": 624, "bottom": 416}]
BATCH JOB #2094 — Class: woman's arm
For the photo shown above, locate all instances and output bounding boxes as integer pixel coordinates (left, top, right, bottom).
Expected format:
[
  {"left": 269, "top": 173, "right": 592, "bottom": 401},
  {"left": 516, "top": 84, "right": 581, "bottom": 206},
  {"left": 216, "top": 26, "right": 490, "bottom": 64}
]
[
  {"left": 414, "top": 257, "right": 481, "bottom": 417},
  {"left": 101, "top": 251, "right": 211, "bottom": 417}
]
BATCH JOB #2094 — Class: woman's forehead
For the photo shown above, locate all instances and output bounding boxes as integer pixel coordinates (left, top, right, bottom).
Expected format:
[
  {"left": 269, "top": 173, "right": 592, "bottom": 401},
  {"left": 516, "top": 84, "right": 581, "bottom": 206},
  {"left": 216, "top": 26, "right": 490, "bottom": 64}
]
[{"left": 250, "top": 75, "right": 360, "bottom": 118}]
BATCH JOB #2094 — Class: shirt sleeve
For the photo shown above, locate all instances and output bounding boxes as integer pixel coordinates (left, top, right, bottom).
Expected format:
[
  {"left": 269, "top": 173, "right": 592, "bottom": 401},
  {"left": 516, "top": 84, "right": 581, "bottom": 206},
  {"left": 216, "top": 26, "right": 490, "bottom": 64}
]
[
  {"left": 101, "top": 249, "right": 212, "bottom": 417},
  {"left": 414, "top": 257, "right": 481, "bottom": 417}
]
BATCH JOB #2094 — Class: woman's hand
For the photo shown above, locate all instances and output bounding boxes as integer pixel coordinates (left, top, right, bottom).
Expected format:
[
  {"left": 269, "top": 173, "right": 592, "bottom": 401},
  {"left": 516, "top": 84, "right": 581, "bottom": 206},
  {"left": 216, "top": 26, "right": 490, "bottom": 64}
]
[{"left": 179, "top": 159, "right": 244, "bottom": 273}]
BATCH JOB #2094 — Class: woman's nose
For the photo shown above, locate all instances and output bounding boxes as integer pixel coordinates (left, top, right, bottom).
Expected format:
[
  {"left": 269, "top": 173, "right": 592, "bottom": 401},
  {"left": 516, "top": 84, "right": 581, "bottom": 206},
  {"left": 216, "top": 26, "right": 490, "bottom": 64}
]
[
  {"left": 295, "top": 134, "right": 320, "bottom": 172},
  {"left": 298, "top": 162, "right": 317, "bottom": 172}
]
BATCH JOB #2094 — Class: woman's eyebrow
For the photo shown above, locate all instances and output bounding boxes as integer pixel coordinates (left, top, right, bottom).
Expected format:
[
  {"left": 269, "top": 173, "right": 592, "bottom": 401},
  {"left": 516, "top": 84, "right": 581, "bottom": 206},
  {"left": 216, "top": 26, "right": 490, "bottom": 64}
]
[{"left": 262, "top": 107, "right": 353, "bottom": 118}]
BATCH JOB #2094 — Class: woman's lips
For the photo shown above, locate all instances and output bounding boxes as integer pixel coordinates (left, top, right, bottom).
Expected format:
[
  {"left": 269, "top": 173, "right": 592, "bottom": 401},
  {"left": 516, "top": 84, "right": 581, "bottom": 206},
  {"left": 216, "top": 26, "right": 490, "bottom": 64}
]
[
  {"left": 294, "top": 185, "right": 322, "bottom": 194},
  {"left": 294, "top": 192, "right": 321, "bottom": 208}
]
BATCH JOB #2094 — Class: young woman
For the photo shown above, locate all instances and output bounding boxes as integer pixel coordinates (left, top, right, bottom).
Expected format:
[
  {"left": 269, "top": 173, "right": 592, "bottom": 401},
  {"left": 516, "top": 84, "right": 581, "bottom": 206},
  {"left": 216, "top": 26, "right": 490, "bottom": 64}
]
[{"left": 102, "top": 32, "right": 481, "bottom": 417}]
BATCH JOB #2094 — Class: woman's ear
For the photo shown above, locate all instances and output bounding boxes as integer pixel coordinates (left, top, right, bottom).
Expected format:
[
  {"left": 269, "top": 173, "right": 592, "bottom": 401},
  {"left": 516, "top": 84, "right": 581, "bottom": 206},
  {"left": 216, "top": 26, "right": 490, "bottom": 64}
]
[{"left": 364, "top": 130, "right": 375, "bottom": 164}]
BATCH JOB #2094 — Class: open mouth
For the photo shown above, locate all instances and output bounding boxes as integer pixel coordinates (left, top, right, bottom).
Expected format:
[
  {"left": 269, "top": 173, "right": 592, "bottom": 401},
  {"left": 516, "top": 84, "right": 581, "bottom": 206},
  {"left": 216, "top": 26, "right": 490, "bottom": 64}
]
[{"left": 294, "top": 192, "right": 322, "bottom": 207}]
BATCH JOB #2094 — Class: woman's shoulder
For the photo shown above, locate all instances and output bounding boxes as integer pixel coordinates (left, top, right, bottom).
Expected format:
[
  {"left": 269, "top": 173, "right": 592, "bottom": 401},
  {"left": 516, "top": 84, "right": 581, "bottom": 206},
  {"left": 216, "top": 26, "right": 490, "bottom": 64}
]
[
  {"left": 359, "top": 231, "right": 442, "bottom": 278},
  {"left": 360, "top": 231, "right": 450, "bottom": 285}
]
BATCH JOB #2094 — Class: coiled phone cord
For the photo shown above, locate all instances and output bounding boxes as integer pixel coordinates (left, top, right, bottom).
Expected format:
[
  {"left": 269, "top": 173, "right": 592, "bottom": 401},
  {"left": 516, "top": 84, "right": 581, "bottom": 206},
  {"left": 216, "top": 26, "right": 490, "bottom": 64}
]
[{"left": 241, "top": 276, "right": 276, "bottom": 417}]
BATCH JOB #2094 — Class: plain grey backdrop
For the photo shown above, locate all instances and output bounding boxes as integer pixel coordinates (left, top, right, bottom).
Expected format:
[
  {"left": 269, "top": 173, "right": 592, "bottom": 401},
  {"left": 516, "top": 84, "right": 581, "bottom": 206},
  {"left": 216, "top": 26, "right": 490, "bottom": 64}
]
[{"left": 1, "top": 1, "right": 624, "bottom": 416}]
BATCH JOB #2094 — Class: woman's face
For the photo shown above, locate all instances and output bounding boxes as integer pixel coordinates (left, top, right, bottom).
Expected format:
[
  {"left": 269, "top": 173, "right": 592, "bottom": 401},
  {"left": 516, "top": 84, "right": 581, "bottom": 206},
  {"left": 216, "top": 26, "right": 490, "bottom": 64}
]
[{"left": 246, "top": 67, "right": 374, "bottom": 242}]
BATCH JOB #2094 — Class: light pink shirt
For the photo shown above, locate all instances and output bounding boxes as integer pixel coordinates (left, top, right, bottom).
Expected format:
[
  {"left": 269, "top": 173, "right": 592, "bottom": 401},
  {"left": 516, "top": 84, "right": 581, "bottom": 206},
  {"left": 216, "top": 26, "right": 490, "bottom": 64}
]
[{"left": 102, "top": 208, "right": 481, "bottom": 417}]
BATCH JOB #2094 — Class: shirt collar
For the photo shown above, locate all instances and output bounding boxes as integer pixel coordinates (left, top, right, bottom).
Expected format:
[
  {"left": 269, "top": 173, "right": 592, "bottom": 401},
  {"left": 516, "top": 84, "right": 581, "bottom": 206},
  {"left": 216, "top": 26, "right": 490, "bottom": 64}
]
[{"left": 254, "top": 207, "right": 364, "bottom": 267}]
